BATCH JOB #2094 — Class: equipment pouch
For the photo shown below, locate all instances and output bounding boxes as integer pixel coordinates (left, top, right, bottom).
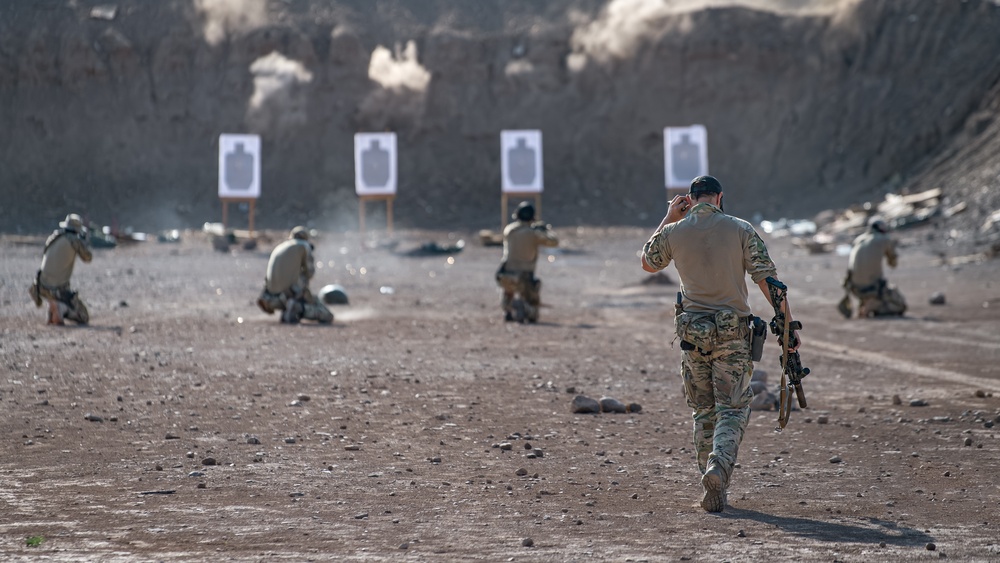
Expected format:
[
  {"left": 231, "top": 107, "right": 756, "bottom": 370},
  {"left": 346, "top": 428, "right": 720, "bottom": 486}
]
[
  {"left": 674, "top": 312, "right": 715, "bottom": 353},
  {"left": 714, "top": 310, "right": 743, "bottom": 341},
  {"left": 749, "top": 315, "right": 766, "bottom": 362}
]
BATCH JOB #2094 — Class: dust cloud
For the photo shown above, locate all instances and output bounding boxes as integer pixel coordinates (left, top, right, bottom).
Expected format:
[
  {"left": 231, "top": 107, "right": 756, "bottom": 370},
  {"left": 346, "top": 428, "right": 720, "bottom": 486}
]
[
  {"left": 367, "top": 41, "right": 431, "bottom": 93},
  {"left": 194, "top": 0, "right": 269, "bottom": 46},
  {"left": 570, "top": 0, "right": 852, "bottom": 64},
  {"left": 246, "top": 52, "right": 314, "bottom": 133}
]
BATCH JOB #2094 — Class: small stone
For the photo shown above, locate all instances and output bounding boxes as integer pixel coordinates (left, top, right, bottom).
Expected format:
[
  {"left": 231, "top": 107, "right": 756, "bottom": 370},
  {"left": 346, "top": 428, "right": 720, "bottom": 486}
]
[
  {"left": 928, "top": 292, "right": 946, "bottom": 305},
  {"left": 737, "top": 529, "right": 746, "bottom": 537},
  {"left": 572, "top": 395, "right": 601, "bottom": 414},
  {"left": 985, "top": 421, "right": 994, "bottom": 429},
  {"left": 521, "top": 538, "right": 534, "bottom": 547},
  {"left": 499, "top": 442, "right": 513, "bottom": 451},
  {"left": 355, "top": 513, "right": 369, "bottom": 519},
  {"left": 284, "top": 437, "right": 296, "bottom": 444},
  {"left": 817, "top": 415, "right": 829, "bottom": 424},
  {"left": 829, "top": 456, "right": 842, "bottom": 464},
  {"left": 165, "top": 433, "right": 180, "bottom": 440},
  {"left": 196, "top": 483, "right": 206, "bottom": 489},
  {"left": 345, "top": 445, "right": 361, "bottom": 451},
  {"left": 515, "top": 468, "right": 528, "bottom": 476},
  {"left": 599, "top": 396, "right": 627, "bottom": 413},
  {"left": 289, "top": 492, "right": 305, "bottom": 498},
  {"left": 188, "top": 471, "right": 205, "bottom": 477},
  {"left": 892, "top": 395, "right": 902, "bottom": 405},
  {"left": 84, "top": 413, "right": 103, "bottom": 422},
  {"left": 974, "top": 390, "right": 986, "bottom": 398},
  {"left": 429, "top": 456, "right": 441, "bottom": 464},
  {"left": 524, "top": 442, "right": 533, "bottom": 450},
  {"left": 910, "top": 399, "right": 929, "bottom": 407},
  {"left": 202, "top": 457, "right": 217, "bottom": 466},
  {"left": 627, "top": 403, "right": 642, "bottom": 413},
  {"left": 297, "top": 394, "right": 311, "bottom": 402},
  {"left": 289, "top": 400, "right": 303, "bottom": 407},
  {"left": 399, "top": 543, "right": 409, "bottom": 550},
  {"left": 186, "top": 451, "right": 195, "bottom": 458},
  {"left": 565, "top": 386, "right": 576, "bottom": 394},
  {"left": 631, "top": 493, "right": 638, "bottom": 500},
  {"left": 246, "top": 435, "right": 261, "bottom": 445},
  {"left": 880, "top": 542, "right": 887, "bottom": 548},
  {"left": 964, "top": 437, "right": 973, "bottom": 447},
  {"left": 926, "top": 543, "right": 936, "bottom": 551},
  {"left": 155, "top": 464, "right": 163, "bottom": 471}
]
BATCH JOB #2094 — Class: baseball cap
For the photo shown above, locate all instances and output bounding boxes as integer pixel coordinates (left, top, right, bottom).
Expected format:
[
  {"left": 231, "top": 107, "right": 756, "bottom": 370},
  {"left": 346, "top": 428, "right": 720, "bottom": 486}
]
[{"left": 689, "top": 175, "right": 723, "bottom": 195}]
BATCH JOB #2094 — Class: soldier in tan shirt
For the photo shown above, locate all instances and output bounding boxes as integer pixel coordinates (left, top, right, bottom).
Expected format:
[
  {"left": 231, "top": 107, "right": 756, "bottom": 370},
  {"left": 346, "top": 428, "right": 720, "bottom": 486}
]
[
  {"left": 838, "top": 218, "right": 906, "bottom": 317},
  {"left": 256, "top": 227, "right": 333, "bottom": 324},
  {"left": 496, "top": 201, "right": 558, "bottom": 323},
  {"left": 29, "top": 213, "right": 93, "bottom": 325},
  {"left": 641, "top": 175, "right": 798, "bottom": 513}
]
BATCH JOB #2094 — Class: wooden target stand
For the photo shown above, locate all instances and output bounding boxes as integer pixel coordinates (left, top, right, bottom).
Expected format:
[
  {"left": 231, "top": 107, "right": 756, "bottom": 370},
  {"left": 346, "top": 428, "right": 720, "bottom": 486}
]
[
  {"left": 220, "top": 197, "right": 256, "bottom": 234},
  {"left": 358, "top": 194, "right": 395, "bottom": 236},
  {"left": 501, "top": 192, "right": 543, "bottom": 228}
]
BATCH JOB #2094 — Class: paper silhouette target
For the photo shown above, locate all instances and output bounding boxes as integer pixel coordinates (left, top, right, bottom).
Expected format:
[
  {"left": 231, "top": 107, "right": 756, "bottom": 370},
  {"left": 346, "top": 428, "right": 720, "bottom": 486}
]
[
  {"left": 501, "top": 130, "right": 543, "bottom": 193},
  {"left": 354, "top": 133, "right": 397, "bottom": 195},
  {"left": 218, "top": 134, "right": 261, "bottom": 198},
  {"left": 664, "top": 125, "right": 708, "bottom": 188}
]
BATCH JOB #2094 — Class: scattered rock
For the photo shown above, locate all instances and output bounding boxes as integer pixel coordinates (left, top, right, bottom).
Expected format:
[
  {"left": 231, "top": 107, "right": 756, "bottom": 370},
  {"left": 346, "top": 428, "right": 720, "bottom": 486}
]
[
  {"left": 188, "top": 471, "right": 205, "bottom": 477},
  {"left": 284, "top": 437, "right": 296, "bottom": 444},
  {"left": 737, "top": 529, "right": 746, "bottom": 538},
  {"left": 246, "top": 435, "right": 261, "bottom": 445},
  {"left": 84, "top": 413, "right": 103, "bottom": 422},
  {"left": 399, "top": 543, "right": 409, "bottom": 550},
  {"left": 929, "top": 292, "right": 946, "bottom": 305},
  {"left": 196, "top": 483, "right": 207, "bottom": 489},
  {"left": 829, "top": 456, "right": 842, "bottom": 464},
  {"left": 521, "top": 538, "right": 534, "bottom": 547},
  {"left": 892, "top": 395, "right": 902, "bottom": 405},
  {"left": 515, "top": 468, "right": 528, "bottom": 476},
  {"left": 572, "top": 395, "right": 601, "bottom": 414},
  {"left": 974, "top": 390, "right": 986, "bottom": 398},
  {"left": 297, "top": 394, "right": 311, "bottom": 402},
  {"left": 817, "top": 415, "right": 829, "bottom": 424},
  {"left": 202, "top": 457, "right": 217, "bottom": 466},
  {"left": 165, "top": 433, "right": 180, "bottom": 440},
  {"left": 355, "top": 513, "right": 369, "bottom": 519},
  {"left": 909, "top": 399, "right": 929, "bottom": 407},
  {"left": 499, "top": 442, "right": 513, "bottom": 451},
  {"left": 926, "top": 543, "right": 936, "bottom": 551},
  {"left": 345, "top": 445, "right": 361, "bottom": 451},
  {"left": 599, "top": 396, "right": 627, "bottom": 413},
  {"left": 964, "top": 437, "right": 973, "bottom": 447}
]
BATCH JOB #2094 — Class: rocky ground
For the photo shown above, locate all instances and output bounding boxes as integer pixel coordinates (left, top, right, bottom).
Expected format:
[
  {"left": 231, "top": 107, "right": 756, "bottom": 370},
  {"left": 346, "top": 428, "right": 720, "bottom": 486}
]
[{"left": 1, "top": 226, "right": 998, "bottom": 561}]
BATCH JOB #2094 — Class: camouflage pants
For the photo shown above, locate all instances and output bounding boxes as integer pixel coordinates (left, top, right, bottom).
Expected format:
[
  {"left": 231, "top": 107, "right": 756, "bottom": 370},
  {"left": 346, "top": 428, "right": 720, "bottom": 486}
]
[
  {"left": 29, "top": 279, "right": 89, "bottom": 324},
  {"left": 257, "top": 283, "right": 333, "bottom": 324},
  {"left": 676, "top": 311, "right": 753, "bottom": 486},
  {"left": 849, "top": 279, "right": 907, "bottom": 317},
  {"left": 496, "top": 271, "right": 541, "bottom": 321}
]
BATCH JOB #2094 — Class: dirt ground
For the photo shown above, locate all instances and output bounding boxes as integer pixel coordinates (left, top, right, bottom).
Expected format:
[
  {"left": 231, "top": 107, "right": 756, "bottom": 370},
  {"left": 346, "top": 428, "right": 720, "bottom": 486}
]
[{"left": 1, "top": 226, "right": 998, "bottom": 562}]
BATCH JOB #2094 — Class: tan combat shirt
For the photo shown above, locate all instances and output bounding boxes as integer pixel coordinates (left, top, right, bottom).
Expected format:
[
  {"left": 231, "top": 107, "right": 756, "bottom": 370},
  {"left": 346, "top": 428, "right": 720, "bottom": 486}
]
[
  {"left": 265, "top": 239, "right": 314, "bottom": 294},
  {"left": 501, "top": 221, "right": 559, "bottom": 273},
  {"left": 642, "top": 203, "right": 776, "bottom": 317},
  {"left": 39, "top": 231, "right": 92, "bottom": 288},
  {"left": 848, "top": 230, "right": 897, "bottom": 289}
]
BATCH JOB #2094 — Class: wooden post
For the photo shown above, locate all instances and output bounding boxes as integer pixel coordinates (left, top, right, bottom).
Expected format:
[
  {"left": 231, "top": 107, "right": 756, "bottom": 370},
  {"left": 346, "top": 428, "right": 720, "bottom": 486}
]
[
  {"left": 502, "top": 192, "right": 543, "bottom": 229},
  {"left": 220, "top": 197, "right": 257, "bottom": 235},
  {"left": 359, "top": 195, "right": 395, "bottom": 236}
]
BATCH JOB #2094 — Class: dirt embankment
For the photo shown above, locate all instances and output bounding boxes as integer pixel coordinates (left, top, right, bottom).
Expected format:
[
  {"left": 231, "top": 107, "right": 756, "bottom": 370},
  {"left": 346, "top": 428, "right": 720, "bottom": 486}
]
[{"left": 1, "top": 0, "right": 999, "bottom": 234}]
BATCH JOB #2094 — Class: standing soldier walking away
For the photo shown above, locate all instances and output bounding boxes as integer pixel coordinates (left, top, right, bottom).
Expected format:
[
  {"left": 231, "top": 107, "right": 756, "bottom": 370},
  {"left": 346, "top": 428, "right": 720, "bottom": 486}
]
[
  {"left": 256, "top": 227, "right": 333, "bottom": 324},
  {"left": 838, "top": 218, "right": 906, "bottom": 318},
  {"left": 495, "top": 201, "right": 559, "bottom": 323},
  {"left": 640, "top": 176, "right": 800, "bottom": 513},
  {"left": 29, "top": 213, "right": 92, "bottom": 325}
]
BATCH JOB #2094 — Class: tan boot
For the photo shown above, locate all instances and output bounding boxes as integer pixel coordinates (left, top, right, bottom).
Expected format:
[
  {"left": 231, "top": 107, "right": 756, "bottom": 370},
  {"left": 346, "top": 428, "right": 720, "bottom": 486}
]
[
  {"left": 47, "top": 300, "right": 64, "bottom": 325},
  {"left": 700, "top": 465, "right": 727, "bottom": 513}
]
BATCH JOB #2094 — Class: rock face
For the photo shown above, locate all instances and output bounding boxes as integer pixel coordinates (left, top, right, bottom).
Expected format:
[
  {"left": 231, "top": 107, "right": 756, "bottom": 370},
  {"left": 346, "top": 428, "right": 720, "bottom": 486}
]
[{"left": 2, "top": 1, "right": 999, "bottom": 233}]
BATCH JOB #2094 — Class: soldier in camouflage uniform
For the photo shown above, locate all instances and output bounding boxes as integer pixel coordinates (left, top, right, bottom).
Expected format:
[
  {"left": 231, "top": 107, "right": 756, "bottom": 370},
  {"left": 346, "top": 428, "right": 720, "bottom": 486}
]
[
  {"left": 28, "top": 213, "right": 93, "bottom": 325},
  {"left": 495, "top": 201, "right": 559, "bottom": 323},
  {"left": 641, "top": 176, "right": 799, "bottom": 513},
  {"left": 838, "top": 218, "right": 906, "bottom": 318},
  {"left": 256, "top": 227, "right": 333, "bottom": 324}
]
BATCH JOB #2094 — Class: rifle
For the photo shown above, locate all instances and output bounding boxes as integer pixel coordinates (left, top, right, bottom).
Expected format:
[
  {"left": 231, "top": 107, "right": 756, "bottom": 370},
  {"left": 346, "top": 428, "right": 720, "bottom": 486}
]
[{"left": 765, "top": 276, "right": 811, "bottom": 430}]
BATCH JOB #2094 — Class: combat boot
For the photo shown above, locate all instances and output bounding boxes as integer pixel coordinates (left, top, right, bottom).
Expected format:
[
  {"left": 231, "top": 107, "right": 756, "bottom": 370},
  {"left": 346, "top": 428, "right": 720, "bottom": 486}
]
[
  {"left": 281, "top": 300, "right": 303, "bottom": 324},
  {"left": 700, "top": 464, "right": 727, "bottom": 513}
]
